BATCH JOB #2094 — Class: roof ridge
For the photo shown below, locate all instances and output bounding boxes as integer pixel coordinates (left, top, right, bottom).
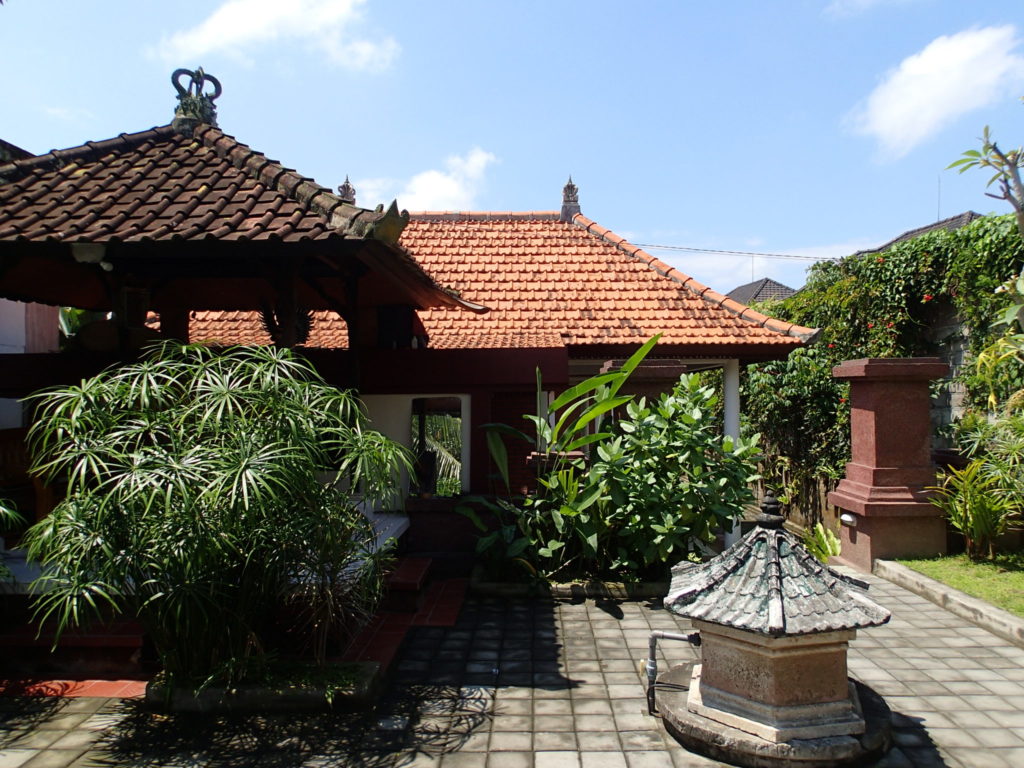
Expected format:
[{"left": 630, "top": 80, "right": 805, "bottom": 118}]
[
  {"left": 0, "top": 125, "right": 178, "bottom": 183},
  {"left": 408, "top": 211, "right": 561, "bottom": 222},
  {"left": 191, "top": 124, "right": 398, "bottom": 240},
  {"left": 852, "top": 210, "right": 983, "bottom": 257},
  {"left": 570, "top": 213, "right": 819, "bottom": 343}
]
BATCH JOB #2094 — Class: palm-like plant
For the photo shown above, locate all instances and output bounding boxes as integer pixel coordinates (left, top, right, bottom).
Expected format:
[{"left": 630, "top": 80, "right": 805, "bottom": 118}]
[{"left": 24, "top": 342, "right": 411, "bottom": 685}]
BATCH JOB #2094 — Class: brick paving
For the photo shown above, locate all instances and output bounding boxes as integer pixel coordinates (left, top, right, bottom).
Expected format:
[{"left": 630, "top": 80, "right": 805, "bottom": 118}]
[{"left": 1, "top": 571, "right": 1023, "bottom": 767}]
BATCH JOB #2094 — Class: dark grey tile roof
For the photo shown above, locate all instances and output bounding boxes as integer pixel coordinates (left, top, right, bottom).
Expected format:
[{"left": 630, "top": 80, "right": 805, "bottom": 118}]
[
  {"left": 852, "top": 211, "right": 982, "bottom": 257},
  {"left": 727, "top": 277, "right": 797, "bottom": 305},
  {"left": 0, "top": 139, "right": 31, "bottom": 163},
  {"left": 665, "top": 517, "right": 890, "bottom": 636}
]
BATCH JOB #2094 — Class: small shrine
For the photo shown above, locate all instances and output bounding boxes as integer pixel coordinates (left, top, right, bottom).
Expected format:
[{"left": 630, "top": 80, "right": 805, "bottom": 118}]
[{"left": 655, "top": 493, "right": 894, "bottom": 766}]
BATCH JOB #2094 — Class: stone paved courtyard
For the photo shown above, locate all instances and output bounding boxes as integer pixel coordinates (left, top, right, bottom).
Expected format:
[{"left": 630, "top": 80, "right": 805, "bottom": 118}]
[{"left": 0, "top": 571, "right": 1022, "bottom": 767}]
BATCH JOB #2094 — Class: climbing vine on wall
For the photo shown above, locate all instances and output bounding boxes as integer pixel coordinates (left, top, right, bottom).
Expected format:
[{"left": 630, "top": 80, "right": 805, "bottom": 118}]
[{"left": 744, "top": 213, "right": 1024, "bottom": 522}]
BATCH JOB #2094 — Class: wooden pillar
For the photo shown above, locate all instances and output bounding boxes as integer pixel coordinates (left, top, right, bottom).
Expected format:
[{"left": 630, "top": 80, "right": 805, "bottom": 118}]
[{"left": 722, "top": 358, "right": 742, "bottom": 547}]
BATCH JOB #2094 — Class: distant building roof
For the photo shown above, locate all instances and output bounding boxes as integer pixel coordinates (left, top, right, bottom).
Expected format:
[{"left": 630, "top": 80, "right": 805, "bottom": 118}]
[
  {"left": 664, "top": 511, "right": 890, "bottom": 636},
  {"left": 727, "top": 277, "right": 797, "bottom": 305},
  {"left": 853, "top": 211, "right": 983, "bottom": 257},
  {"left": 0, "top": 139, "right": 31, "bottom": 163}
]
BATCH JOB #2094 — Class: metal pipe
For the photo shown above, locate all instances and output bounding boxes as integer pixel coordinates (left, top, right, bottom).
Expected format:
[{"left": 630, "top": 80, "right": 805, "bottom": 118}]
[{"left": 645, "top": 630, "right": 700, "bottom": 715}]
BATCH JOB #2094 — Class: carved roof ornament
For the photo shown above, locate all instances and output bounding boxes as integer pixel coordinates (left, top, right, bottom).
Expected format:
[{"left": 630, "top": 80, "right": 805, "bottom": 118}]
[
  {"left": 171, "top": 68, "right": 222, "bottom": 135},
  {"left": 338, "top": 175, "right": 357, "bottom": 205},
  {"left": 560, "top": 176, "right": 581, "bottom": 223}
]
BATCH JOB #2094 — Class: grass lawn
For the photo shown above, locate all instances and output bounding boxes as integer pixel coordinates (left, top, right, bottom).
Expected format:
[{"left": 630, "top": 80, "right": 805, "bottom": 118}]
[{"left": 896, "top": 552, "right": 1024, "bottom": 619}]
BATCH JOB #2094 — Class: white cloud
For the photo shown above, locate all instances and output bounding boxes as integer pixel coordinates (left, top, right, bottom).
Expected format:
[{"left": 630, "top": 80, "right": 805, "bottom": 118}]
[
  {"left": 43, "top": 106, "right": 95, "bottom": 123},
  {"left": 824, "top": 0, "right": 916, "bottom": 18},
  {"left": 355, "top": 148, "right": 498, "bottom": 211},
  {"left": 848, "top": 25, "right": 1024, "bottom": 159},
  {"left": 153, "top": 0, "right": 399, "bottom": 71}
]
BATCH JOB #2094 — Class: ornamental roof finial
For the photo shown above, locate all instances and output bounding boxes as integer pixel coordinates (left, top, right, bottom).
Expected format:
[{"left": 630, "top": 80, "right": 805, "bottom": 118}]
[
  {"left": 560, "top": 176, "right": 580, "bottom": 222},
  {"left": 338, "top": 175, "right": 356, "bottom": 205},
  {"left": 171, "top": 67, "right": 222, "bottom": 135}
]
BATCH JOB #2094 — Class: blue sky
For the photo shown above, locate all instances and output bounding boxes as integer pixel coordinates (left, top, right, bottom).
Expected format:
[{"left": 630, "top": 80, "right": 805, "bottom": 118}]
[{"left": 3, "top": 0, "right": 1023, "bottom": 294}]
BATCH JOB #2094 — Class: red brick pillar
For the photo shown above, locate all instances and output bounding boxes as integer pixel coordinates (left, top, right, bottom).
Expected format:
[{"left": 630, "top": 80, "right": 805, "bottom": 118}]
[{"left": 828, "top": 358, "right": 949, "bottom": 572}]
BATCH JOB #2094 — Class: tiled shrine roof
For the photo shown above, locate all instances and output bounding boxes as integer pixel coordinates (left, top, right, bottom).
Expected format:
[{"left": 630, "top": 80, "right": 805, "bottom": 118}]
[{"left": 665, "top": 514, "right": 891, "bottom": 637}]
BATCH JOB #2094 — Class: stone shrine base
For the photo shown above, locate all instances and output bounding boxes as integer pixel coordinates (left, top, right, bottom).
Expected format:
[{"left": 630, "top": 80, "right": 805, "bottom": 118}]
[{"left": 655, "top": 662, "right": 892, "bottom": 768}]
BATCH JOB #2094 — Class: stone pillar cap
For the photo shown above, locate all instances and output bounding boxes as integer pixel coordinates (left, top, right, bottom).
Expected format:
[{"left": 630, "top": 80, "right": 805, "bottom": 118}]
[{"left": 832, "top": 357, "right": 949, "bottom": 381}]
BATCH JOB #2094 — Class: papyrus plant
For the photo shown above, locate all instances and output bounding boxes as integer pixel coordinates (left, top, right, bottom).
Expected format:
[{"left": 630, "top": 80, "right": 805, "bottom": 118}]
[{"left": 24, "top": 343, "right": 410, "bottom": 686}]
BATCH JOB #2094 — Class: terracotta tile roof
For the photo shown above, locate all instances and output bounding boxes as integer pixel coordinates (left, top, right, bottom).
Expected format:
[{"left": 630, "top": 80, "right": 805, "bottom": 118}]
[
  {"left": 189, "top": 211, "right": 816, "bottom": 355},
  {"left": 408, "top": 212, "right": 815, "bottom": 352},
  {"left": 0, "top": 124, "right": 406, "bottom": 245}
]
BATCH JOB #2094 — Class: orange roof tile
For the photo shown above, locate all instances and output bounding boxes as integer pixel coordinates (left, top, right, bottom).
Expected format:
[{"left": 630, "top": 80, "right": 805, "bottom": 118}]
[{"left": 190, "top": 211, "right": 816, "bottom": 357}]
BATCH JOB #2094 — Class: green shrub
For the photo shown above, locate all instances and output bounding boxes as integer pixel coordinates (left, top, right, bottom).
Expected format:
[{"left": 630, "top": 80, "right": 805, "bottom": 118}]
[
  {"left": 482, "top": 343, "right": 761, "bottom": 581},
  {"left": 802, "top": 522, "right": 841, "bottom": 564},
  {"left": 930, "top": 459, "right": 1017, "bottom": 559},
  {"left": 744, "top": 213, "right": 1024, "bottom": 523},
  {"left": 24, "top": 343, "right": 410, "bottom": 686}
]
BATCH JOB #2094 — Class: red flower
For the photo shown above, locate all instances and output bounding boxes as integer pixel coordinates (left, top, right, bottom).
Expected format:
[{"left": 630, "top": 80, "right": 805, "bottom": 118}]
[
  {"left": 923, "top": 294, "right": 933, "bottom": 302},
  {"left": 887, "top": 322, "right": 894, "bottom": 328},
  {"left": 867, "top": 322, "right": 874, "bottom": 329},
  {"left": 876, "top": 257, "right": 885, "bottom": 263},
  {"left": 839, "top": 397, "right": 847, "bottom": 403},
  {"left": 827, "top": 343, "right": 835, "bottom": 348}
]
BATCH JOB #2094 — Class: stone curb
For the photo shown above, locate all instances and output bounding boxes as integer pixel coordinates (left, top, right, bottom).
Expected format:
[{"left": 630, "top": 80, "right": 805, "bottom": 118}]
[
  {"left": 873, "top": 559, "right": 1024, "bottom": 649},
  {"left": 144, "top": 661, "right": 382, "bottom": 713}
]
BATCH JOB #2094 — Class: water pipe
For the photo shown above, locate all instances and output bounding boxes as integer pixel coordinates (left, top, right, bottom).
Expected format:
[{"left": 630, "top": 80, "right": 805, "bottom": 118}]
[{"left": 645, "top": 629, "right": 701, "bottom": 715}]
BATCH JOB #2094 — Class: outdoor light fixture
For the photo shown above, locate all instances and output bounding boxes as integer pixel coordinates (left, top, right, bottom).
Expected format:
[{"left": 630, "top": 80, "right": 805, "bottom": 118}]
[
  {"left": 71, "top": 242, "right": 113, "bottom": 272},
  {"left": 840, "top": 512, "right": 857, "bottom": 527}
]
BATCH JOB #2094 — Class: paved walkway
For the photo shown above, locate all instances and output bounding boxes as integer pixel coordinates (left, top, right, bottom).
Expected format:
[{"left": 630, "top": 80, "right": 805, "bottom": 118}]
[{"left": 1, "top": 572, "right": 1022, "bottom": 767}]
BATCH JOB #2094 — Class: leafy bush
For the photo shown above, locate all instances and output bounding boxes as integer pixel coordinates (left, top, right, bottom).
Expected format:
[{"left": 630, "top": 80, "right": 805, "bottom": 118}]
[
  {"left": 744, "top": 213, "right": 1024, "bottom": 522},
  {"left": 802, "top": 522, "right": 841, "bottom": 564},
  {"left": 24, "top": 343, "right": 410, "bottom": 686},
  {"left": 930, "top": 459, "right": 1017, "bottom": 559},
  {"left": 481, "top": 340, "right": 760, "bottom": 582},
  {"left": 0, "top": 498, "right": 22, "bottom": 582}
]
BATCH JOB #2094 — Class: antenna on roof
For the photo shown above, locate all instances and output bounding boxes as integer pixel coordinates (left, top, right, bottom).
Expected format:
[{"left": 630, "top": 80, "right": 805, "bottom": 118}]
[
  {"left": 338, "top": 176, "right": 356, "bottom": 205},
  {"left": 171, "top": 67, "right": 222, "bottom": 135},
  {"left": 560, "top": 176, "right": 580, "bottom": 222}
]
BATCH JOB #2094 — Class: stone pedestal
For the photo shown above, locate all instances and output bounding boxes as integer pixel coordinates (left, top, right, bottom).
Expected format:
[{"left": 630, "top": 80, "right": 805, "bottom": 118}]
[
  {"left": 828, "top": 358, "right": 949, "bottom": 572},
  {"left": 688, "top": 621, "right": 864, "bottom": 742}
]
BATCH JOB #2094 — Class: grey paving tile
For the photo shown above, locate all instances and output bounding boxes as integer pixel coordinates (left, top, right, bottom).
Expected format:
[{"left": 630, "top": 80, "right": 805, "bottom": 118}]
[
  {"left": 439, "top": 754, "right": 486, "bottom": 768},
  {"left": 0, "top": 750, "right": 37, "bottom": 768},
  {"left": 487, "top": 731, "right": 530, "bottom": 751},
  {"left": 581, "top": 752, "right": 628, "bottom": 768},
  {"left": 625, "top": 753, "right": 675, "bottom": 768},
  {"left": 533, "top": 731, "right": 577, "bottom": 751},
  {"left": 577, "top": 731, "right": 622, "bottom": 751},
  {"left": 533, "top": 714, "right": 573, "bottom": 732},
  {"left": 574, "top": 714, "right": 616, "bottom": 731},
  {"left": 618, "top": 731, "right": 666, "bottom": 751},
  {"left": 532, "top": 700, "right": 571, "bottom": 716},
  {"left": 535, "top": 752, "right": 581, "bottom": 768},
  {"left": 19, "top": 750, "right": 88, "bottom": 768},
  {"left": 485, "top": 752, "right": 530, "bottom": 768}
]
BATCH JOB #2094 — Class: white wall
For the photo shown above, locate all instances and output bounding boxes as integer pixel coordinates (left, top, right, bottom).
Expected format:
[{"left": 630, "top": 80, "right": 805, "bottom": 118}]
[
  {"left": 361, "top": 393, "right": 472, "bottom": 496},
  {"left": 0, "top": 300, "right": 27, "bottom": 428}
]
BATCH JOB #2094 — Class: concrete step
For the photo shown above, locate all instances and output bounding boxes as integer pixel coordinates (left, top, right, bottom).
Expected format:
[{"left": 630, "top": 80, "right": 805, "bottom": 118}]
[{"left": 381, "top": 556, "right": 432, "bottom": 613}]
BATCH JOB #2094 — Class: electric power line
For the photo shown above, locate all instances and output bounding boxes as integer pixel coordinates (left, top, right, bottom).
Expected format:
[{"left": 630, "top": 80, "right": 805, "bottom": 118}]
[{"left": 632, "top": 243, "right": 838, "bottom": 262}]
